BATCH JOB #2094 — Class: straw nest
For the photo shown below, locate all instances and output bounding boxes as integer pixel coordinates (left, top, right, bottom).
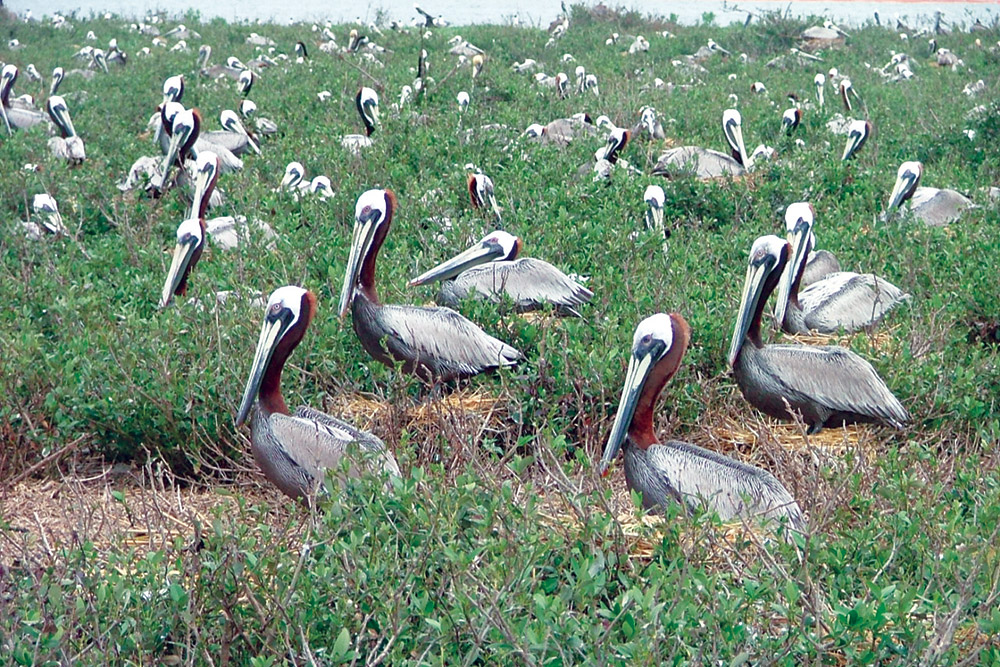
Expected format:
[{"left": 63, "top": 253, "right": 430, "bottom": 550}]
[
  {"left": 713, "top": 417, "right": 877, "bottom": 466},
  {"left": 326, "top": 389, "right": 507, "bottom": 432},
  {"left": 779, "top": 324, "right": 900, "bottom": 355}
]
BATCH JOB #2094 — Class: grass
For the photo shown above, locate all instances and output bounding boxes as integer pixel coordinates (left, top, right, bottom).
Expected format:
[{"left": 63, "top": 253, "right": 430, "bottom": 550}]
[{"left": 2, "top": 4, "right": 1000, "bottom": 664}]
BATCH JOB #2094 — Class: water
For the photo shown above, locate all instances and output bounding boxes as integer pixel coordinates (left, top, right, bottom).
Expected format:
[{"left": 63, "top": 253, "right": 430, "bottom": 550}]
[{"left": 10, "top": 0, "right": 999, "bottom": 28}]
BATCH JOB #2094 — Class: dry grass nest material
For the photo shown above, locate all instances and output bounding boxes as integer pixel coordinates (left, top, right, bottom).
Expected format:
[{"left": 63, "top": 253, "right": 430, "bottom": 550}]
[
  {"left": 714, "top": 417, "right": 877, "bottom": 465},
  {"left": 780, "top": 325, "right": 901, "bottom": 355},
  {"left": 327, "top": 389, "right": 507, "bottom": 430}
]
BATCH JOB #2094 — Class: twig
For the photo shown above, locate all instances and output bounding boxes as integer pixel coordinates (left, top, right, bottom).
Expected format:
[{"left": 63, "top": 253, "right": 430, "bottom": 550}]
[{"left": 4, "top": 434, "right": 90, "bottom": 489}]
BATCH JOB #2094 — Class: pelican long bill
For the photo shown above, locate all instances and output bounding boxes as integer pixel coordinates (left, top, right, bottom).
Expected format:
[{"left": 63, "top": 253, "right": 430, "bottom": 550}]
[
  {"left": 727, "top": 246, "right": 778, "bottom": 367},
  {"left": 158, "top": 219, "right": 202, "bottom": 309},
  {"left": 773, "top": 213, "right": 812, "bottom": 326},
  {"left": 236, "top": 305, "right": 297, "bottom": 426},
  {"left": 408, "top": 241, "right": 503, "bottom": 286},
  {"left": 338, "top": 205, "right": 382, "bottom": 317},
  {"left": 599, "top": 350, "right": 656, "bottom": 476},
  {"left": 887, "top": 162, "right": 920, "bottom": 211}
]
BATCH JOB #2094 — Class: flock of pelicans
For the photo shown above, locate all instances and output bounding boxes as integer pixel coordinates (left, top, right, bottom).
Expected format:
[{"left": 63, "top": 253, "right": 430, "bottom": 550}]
[{"left": 3, "top": 6, "right": 993, "bottom": 539}]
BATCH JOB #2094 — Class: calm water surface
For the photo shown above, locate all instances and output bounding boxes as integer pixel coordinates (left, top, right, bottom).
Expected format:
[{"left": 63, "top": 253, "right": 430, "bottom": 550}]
[{"left": 12, "top": 0, "right": 999, "bottom": 28}]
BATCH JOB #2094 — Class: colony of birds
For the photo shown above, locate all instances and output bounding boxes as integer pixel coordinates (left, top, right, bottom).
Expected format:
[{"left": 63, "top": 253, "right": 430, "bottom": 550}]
[{"left": 3, "top": 6, "right": 999, "bottom": 541}]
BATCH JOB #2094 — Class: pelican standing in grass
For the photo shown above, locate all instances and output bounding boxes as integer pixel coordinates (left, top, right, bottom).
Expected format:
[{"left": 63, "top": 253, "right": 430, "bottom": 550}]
[
  {"left": 729, "top": 235, "right": 909, "bottom": 433},
  {"left": 408, "top": 230, "right": 593, "bottom": 316},
  {"left": 342, "top": 87, "right": 378, "bottom": 154},
  {"left": 46, "top": 96, "right": 85, "bottom": 164},
  {"left": 774, "top": 203, "right": 909, "bottom": 334},
  {"left": 236, "top": 286, "right": 400, "bottom": 502},
  {"left": 339, "top": 189, "right": 523, "bottom": 382},
  {"left": 600, "top": 313, "right": 804, "bottom": 532},
  {"left": 885, "top": 161, "right": 973, "bottom": 226}
]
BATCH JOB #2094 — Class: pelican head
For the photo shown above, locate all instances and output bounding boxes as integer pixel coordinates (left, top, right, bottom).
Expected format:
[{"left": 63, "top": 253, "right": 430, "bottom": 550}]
[
  {"left": 644, "top": 184, "right": 665, "bottom": 232},
  {"left": 32, "top": 194, "right": 66, "bottom": 234},
  {"left": 603, "top": 127, "right": 630, "bottom": 164},
  {"left": 190, "top": 151, "right": 220, "bottom": 218},
  {"left": 159, "top": 217, "right": 205, "bottom": 309},
  {"left": 295, "top": 41, "right": 308, "bottom": 58},
  {"left": 814, "top": 72, "right": 825, "bottom": 107},
  {"left": 50, "top": 67, "right": 65, "bottom": 96},
  {"left": 280, "top": 161, "right": 305, "bottom": 190},
  {"left": 781, "top": 107, "right": 801, "bottom": 134},
  {"left": 841, "top": 119, "right": 871, "bottom": 161},
  {"left": 639, "top": 106, "right": 657, "bottom": 137},
  {"left": 163, "top": 74, "right": 184, "bottom": 104},
  {"left": 0, "top": 64, "right": 17, "bottom": 135},
  {"left": 472, "top": 54, "right": 484, "bottom": 78},
  {"left": 46, "top": 95, "right": 77, "bottom": 138},
  {"left": 356, "top": 86, "right": 380, "bottom": 136},
  {"left": 600, "top": 312, "right": 690, "bottom": 474},
  {"left": 523, "top": 123, "right": 545, "bottom": 138},
  {"left": 239, "top": 99, "right": 257, "bottom": 118},
  {"left": 154, "top": 107, "right": 199, "bottom": 190},
  {"left": 339, "top": 189, "right": 394, "bottom": 317},
  {"left": 722, "top": 108, "right": 750, "bottom": 168},
  {"left": 409, "top": 230, "right": 519, "bottom": 286},
  {"left": 237, "top": 69, "right": 255, "bottom": 96},
  {"left": 887, "top": 160, "right": 922, "bottom": 211},
  {"left": 839, "top": 78, "right": 854, "bottom": 111},
  {"left": 727, "top": 235, "right": 789, "bottom": 367},
  {"left": 236, "top": 286, "right": 316, "bottom": 426},
  {"left": 467, "top": 172, "right": 501, "bottom": 223},
  {"left": 93, "top": 49, "right": 109, "bottom": 73},
  {"left": 773, "top": 202, "right": 816, "bottom": 325},
  {"left": 198, "top": 44, "right": 211, "bottom": 67},
  {"left": 555, "top": 71, "right": 569, "bottom": 97},
  {"left": 221, "top": 109, "right": 260, "bottom": 154},
  {"left": 457, "top": 90, "right": 470, "bottom": 111}
]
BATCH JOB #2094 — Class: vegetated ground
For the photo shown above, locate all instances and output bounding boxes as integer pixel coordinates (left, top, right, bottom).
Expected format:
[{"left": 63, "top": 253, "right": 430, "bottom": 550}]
[{"left": 1, "top": 3, "right": 1000, "bottom": 663}]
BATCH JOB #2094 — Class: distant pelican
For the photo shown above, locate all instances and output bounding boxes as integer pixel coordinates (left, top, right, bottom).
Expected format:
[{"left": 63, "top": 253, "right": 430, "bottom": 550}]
[
  {"left": 338, "top": 189, "right": 523, "bottom": 382},
  {"left": 781, "top": 107, "right": 802, "bottom": 134},
  {"left": 814, "top": 73, "right": 825, "bottom": 107},
  {"left": 729, "top": 235, "right": 909, "bottom": 433},
  {"left": 600, "top": 313, "right": 804, "bottom": 531},
  {"left": 886, "top": 161, "right": 973, "bottom": 226},
  {"left": 774, "top": 203, "right": 909, "bottom": 334},
  {"left": 235, "top": 286, "right": 400, "bottom": 501},
  {"left": 467, "top": 171, "right": 501, "bottom": 224},
  {"left": 408, "top": 230, "right": 593, "bottom": 316},
  {"left": 652, "top": 109, "right": 749, "bottom": 179},
  {"left": 841, "top": 119, "right": 871, "bottom": 161},
  {"left": 643, "top": 184, "right": 666, "bottom": 238},
  {"left": 342, "top": 87, "right": 378, "bottom": 154},
  {"left": 46, "top": 96, "right": 86, "bottom": 164},
  {"left": 1, "top": 65, "right": 48, "bottom": 133},
  {"left": 22, "top": 193, "right": 68, "bottom": 239}
]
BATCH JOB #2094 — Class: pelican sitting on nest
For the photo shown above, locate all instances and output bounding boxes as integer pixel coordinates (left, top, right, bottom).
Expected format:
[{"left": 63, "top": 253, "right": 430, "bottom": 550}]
[
  {"left": 885, "top": 161, "right": 973, "bottom": 226},
  {"left": 202, "top": 109, "right": 260, "bottom": 155},
  {"left": 46, "top": 96, "right": 85, "bottom": 164},
  {"left": 409, "top": 230, "right": 593, "bottom": 316},
  {"left": 342, "top": 87, "right": 378, "bottom": 154},
  {"left": 729, "top": 235, "right": 909, "bottom": 433},
  {"left": 600, "top": 313, "right": 804, "bottom": 533},
  {"left": 774, "top": 203, "right": 909, "bottom": 334},
  {"left": 523, "top": 113, "right": 597, "bottom": 147},
  {"left": 236, "top": 286, "right": 400, "bottom": 502},
  {"left": 1, "top": 65, "right": 49, "bottom": 133},
  {"left": 652, "top": 109, "right": 751, "bottom": 179},
  {"left": 339, "top": 189, "right": 523, "bottom": 382},
  {"left": 841, "top": 119, "right": 871, "bottom": 161},
  {"left": 21, "top": 193, "right": 68, "bottom": 239}
]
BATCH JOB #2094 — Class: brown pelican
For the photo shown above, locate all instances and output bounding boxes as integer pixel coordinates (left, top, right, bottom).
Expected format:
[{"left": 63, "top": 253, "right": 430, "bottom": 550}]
[
  {"left": 814, "top": 73, "right": 825, "bottom": 107},
  {"left": 457, "top": 91, "right": 470, "bottom": 112},
  {"left": 523, "top": 113, "right": 596, "bottom": 147},
  {"left": 643, "top": 184, "right": 666, "bottom": 237},
  {"left": 237, "top": 69, "right": 255, "bottom": 96},
  {"left": 1, "top": 65, "right": 49, "bottom": 133},
  {"left": 652, "top": 109, "right": 749, "bottom": 179},
  {"left": 46, "top": 96, "right": 85, "bottom": 164},
  {"left": 841, "top": 119, "right": 871, "bottom": 161},
  {"left": 239, "top": 100, "right": 277, "bottom": 136},
  {"left": 781, "top": 107, "right": 802, "bottom": 134},
  {"left": 774, "top": 203, "right": 909, "bottom": 334},
  {"left": 728, "top": 235, "right": 909, "bottom": 433},
  {"left": 236, "top": 288, "right": 399, "bottom": 502},
  {"left": 338, "top": 189, "right": 523, "bottom": 382},
  {"left": 634, "top": 106, "right": 665, "bottom": 140},
  {"left": 839, "top": 78, "right": 861, "bottom": 112},
  {"left": 467, "top": 171, "right": 501, "bottom": 224},
  {"left": 151, "top": 106, "right": 199, "bottom": 191},
  {"left": 151, "top": 74, "right": 183, "bottom": 146},
  {"left": 600, "top": 313, "right": 804, "bottom": 531},
  {"left": 21, "top": 193, "right": 68, "bottom": 239},
  {"left": 886, "top": 161, "right": 973, "bottom": 226},
  {"left": 342, "top": 87, "right": 378, "bottom": 154},
  {"left": 201, "top": 110, "right": 259, "bottom": 156},
  {"left": 408, "top": 230, "right": 593, "bottom": 316},
  {"left": 49, "top": 67, "right": 65, "bottom": 96}
]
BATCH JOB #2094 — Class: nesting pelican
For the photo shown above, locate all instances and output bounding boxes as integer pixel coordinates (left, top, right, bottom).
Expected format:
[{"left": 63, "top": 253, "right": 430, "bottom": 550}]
[
  {"left": 342, "top": 87, "right": 378, "bottom": 154},
  {"left": 600, "top": 313, "right": 804, "bottom": 532},
  {"left": 339, "top": 189, "right": 523, "bottom": 382},
  {"left": 236, "top": 286, "right": 400, "bottom": 501},
  {"left": 781, "top": 107, "right": 802, "bottom": 134},
  {"left": 21, "top": 193, "right": 68, "bottom": 239},
  {"left": 729, "top": 235, "right": 909, "bottom": 433},
  {"left": 652, "top": 109, "right": 749, "bottom": 179},
  {"left": 841, "top": 119, "right": 871, "bottom": 161},
  {"left": 885, "top": 161, "right": 973, "bottom": 226},
  {"left": 643, "top": 184, "right": 666, "bottom": 238},
  {"left": 46, "top": 96, "right": 86, "bottom": 164},
  {"left": 1, "top": 65, "right": 49, "bottom": 133},
  {"left": 774, "top": 203, "right": 909, "bottom": 334},
  {"left": 409, "top": 230, "right": 592, "bottom": 316}
]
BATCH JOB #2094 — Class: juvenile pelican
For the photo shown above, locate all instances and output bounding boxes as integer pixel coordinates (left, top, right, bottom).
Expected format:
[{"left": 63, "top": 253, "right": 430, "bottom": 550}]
[
  {"left": 467, "top": 171, "right": 502, "bottom": 224},
  {"left": 886, "top": 161, "right": 973, "bottom": 226},
  {"left": 774, "top": 203, "right": 909, "bottom": 334},
  {"left": 46, "top": 96, "right": 86, "bottom": 164},
  {"left": 729, "top": 235, "right": 909, "bottom": 433},
  {"left": 236, "top": 286, "right": 400, "bottom": 501},
  {"left": 841, "top": 119, "right": 871, "bottom": 161},
  {"left": 408, "top": 230, "right": 593, "bottom": 316},
  {"left": 339, "top": 189, "right": 523, "bottom": 382},
  {"left": 600, "top": 313, "right": 804, "bottom": 532},
  {"left": 652, "top": 109, "right": 749, "bottom": 179},
  {"left": 342, "top": 87, "right": 378, "bottom": 154}
]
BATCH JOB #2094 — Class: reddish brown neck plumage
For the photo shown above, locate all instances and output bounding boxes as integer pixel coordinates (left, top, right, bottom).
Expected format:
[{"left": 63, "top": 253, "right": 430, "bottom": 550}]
[
  {"left": 627, "top": 313, "right": 691, "bottom": 449},
  {"left": 259, "top": 291, "right": 316, "bottom": 416},
  {"left": 467, "top": 174, "right": 479, "bottom": 208},
  {"left": 507, "top": 237, "right": 523, "bottom": 262},
  {"left": 180, "top": 108, "right": 201, "bottom": 166},
  {"left": 197, "top": 162, "right": 219, "bottom": 219},
  {"left": 358, "top": 190, "right": 395, "bottom": 304}
]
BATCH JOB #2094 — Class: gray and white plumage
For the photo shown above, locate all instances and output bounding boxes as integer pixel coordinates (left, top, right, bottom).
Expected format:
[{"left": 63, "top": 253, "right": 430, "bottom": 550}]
[
  {"left": 800, "top": 250, "right": 840, "bottom": 287},
  {"left": 652, "top": 146, "right": 745, "bottom": 179},
  {"left": 438, "top": 258, "right": 592, "bottom": 314},
  {"left": 886, "top": 161, "right": 972, "bottom": 226}
]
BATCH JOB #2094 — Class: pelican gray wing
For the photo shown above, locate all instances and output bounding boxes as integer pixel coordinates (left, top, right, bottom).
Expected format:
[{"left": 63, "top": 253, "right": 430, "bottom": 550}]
[
  {"left": 790, "top": 271, "right": 909, "bottom": 334},
  {"left": 201, "top": 129, "right": 251, "bottom": 155},
  {"left": 800, "top": 249, "right": 841, "bottom": 287},
  {"left": 908, "top": 187, "right": 973, "bottom": 226},
  {"left": 292, "top": 406, "right": 400, "bottom": 477},
  {"left": 192, "top": 139, "right": 243, "bottom": 171},
  {"left": 627, "top": 439, "right": 804, "bottom": 531},
  {"left": 4, "top": 106, "right": 50, "bottom": 130},
  {"left": 438, "top": 258, "right": 593, "bottom": 315},
  {"left": 353, "top": 294, "right": 523, "bottom": 381},
  {"left": 251, "top": 407, "right": 397, "bottom": 498},
  {"left": 743, "top": 343, "right": 909, "bottom": 431},
  {"left": 651, "top": 146, "right": 746, "bottom": 179}
]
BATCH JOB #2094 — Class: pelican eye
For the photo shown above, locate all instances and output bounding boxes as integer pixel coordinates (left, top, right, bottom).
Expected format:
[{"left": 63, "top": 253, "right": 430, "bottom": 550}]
[
  {"left": 642, "top": 334, "right": 653, "bottom": 345},
  {"left": 269, "top": 303, "right": 282, "bottom": 316}
]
